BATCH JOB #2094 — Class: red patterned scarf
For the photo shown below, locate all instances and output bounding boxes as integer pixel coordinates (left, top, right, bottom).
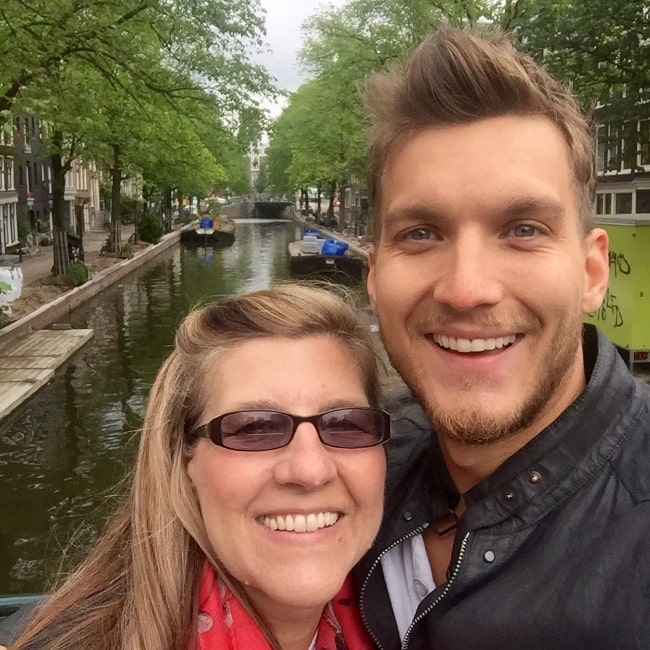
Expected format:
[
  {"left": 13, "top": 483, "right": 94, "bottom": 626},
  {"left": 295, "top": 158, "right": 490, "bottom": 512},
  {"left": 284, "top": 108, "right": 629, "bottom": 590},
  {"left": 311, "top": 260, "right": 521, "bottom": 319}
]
[{"left": 192, "top": 561, "right": 374, "bottom": 649}]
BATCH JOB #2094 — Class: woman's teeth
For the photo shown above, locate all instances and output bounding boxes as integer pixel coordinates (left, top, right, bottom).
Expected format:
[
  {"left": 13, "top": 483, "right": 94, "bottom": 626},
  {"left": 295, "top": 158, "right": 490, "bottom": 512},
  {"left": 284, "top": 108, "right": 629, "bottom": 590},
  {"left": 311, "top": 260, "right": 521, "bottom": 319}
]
[
  {"left": 433, "top": 334, "right": 516, "bottom": 352},
  {"left": 262, "top": 512, "right": 340, "bottom": 533}
]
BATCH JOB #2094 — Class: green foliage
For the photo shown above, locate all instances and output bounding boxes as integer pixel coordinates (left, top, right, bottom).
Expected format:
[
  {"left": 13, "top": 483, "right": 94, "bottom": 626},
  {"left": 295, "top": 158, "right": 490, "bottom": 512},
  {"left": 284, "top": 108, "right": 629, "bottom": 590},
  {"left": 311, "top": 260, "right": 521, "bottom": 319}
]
[
  {"left": 0, "top": 0, "right": 275, "bottom": 117},
  {"left": 120, "top": 241, "right": 133, "bottom": 259},
  {"left": 65, "top": 261, "right": 89, "bottom": 287},
  {"left": 267, "top": 0, "right": 493, "bottom": 197},
  {"left": 0, "top": 281, "right": 10, "bottom": 295},
  {"left": 17, "top": 215, "right": 31, "bottom": 243},
  {"left": 0, "top": 0, "right": 277, "bottom": 275},
  {"left": 501, "top": 0, "right": 649, "bottom": 123},
  {"left": 138, "top": 211, "right": 165, "bottom": 244},
  {"left": 120, "top": 196, "right": 139, "bottom": 224},
  {"left": 254, "top": 159, "right": 269, "bottom": 194}
]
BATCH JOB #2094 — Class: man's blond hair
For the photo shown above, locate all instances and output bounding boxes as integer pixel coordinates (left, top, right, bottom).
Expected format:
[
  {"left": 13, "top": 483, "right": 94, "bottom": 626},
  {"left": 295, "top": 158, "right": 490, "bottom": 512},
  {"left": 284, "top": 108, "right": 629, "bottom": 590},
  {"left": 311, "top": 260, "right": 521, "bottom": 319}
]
[{"left": 365, "top": 25, "right": 596, "bottom": 238}]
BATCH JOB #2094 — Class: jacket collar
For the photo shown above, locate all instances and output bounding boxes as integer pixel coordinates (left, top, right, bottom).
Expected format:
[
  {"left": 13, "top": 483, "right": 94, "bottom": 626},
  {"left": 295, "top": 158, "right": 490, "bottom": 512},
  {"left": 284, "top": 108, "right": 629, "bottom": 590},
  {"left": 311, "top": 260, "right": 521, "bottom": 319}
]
[
  {"left": 380, "top": 325, "right": 643, "bottom": 540},
  {"left": 462, "top": 324, "right": 643, "bottom": 531}
]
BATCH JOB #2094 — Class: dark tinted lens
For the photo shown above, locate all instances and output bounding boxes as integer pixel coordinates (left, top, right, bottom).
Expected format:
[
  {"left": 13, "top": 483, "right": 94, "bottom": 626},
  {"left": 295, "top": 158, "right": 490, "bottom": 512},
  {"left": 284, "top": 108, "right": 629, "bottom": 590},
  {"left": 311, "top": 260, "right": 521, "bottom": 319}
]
[
  {"left": 319, "top": 408, "right": 387, "bottom": 448},
  {"left": 220, "top": 410, "right": 293, "bottom": 450}
]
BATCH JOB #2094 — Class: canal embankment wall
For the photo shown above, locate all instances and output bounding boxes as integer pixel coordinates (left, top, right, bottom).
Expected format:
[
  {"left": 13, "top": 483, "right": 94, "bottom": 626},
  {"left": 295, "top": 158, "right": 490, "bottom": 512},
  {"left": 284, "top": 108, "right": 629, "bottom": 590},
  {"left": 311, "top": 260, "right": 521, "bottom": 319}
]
[{"left": 0, "top": 230, "right": 182, "bottom": 346}]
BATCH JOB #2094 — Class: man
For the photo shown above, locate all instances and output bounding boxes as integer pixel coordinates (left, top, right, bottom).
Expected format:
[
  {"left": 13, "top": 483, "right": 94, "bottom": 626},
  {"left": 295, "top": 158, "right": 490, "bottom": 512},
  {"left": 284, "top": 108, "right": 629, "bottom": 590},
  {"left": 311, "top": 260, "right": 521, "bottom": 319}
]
[{"left": 354, "top": 25, "right": 650, "bottom": 650}]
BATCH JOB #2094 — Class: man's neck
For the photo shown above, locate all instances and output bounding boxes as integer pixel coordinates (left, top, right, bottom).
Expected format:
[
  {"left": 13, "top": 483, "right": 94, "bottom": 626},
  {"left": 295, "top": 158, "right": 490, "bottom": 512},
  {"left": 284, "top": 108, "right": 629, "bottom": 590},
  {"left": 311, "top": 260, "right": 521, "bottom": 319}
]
[{"left": 438, "top": 428, "right": 542, "bottom": 494}]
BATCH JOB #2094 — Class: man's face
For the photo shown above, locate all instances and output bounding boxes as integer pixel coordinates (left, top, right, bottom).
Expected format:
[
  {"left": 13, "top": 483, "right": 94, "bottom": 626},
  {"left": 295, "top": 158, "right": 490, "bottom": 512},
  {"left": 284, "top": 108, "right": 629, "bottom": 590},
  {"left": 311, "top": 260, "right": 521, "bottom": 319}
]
[{"left": 367, "top": 116, "right": 608, "bottom": 445}]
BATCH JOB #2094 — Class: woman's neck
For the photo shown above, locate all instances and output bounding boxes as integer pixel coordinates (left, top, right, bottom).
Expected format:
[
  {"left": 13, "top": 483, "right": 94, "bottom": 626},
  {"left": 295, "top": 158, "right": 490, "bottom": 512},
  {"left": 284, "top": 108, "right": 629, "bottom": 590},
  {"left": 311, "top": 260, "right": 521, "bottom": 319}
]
[
  {"left": 273, "top": 622, "right": 318, "bottom": 650},
  {"left": 247, "top": 589, "right": 322, "bottom": 650}
]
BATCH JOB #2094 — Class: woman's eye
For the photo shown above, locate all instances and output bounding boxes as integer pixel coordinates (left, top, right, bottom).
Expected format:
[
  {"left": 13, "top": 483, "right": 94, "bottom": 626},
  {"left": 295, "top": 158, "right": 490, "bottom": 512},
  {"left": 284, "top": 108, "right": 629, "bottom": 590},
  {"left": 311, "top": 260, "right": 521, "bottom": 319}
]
[{"left": 512, "top": 224, "right": 538, "bottom": 238}]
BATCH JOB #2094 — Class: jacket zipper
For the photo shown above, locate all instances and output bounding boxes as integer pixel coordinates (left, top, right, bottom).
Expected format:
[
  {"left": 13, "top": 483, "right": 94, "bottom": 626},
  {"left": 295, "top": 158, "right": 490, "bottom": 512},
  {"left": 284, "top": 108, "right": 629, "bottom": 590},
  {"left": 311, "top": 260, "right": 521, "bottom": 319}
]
[
  {"left": 400, "top": 531, "right": 471, "bottom": 650},
  {"left": 359, "top": 525, "right": 427, "bottom": 650}
]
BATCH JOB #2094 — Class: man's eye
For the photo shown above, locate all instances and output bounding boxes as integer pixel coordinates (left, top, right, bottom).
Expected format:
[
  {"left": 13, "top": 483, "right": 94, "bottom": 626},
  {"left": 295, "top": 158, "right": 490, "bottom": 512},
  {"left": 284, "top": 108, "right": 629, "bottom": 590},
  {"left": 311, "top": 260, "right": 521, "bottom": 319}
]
[
  {"left": 512, "top": 224, "right": 538, "bottom": 238},
  {"left": 406, "top": 228, "right": 434, "bottom": 240}
]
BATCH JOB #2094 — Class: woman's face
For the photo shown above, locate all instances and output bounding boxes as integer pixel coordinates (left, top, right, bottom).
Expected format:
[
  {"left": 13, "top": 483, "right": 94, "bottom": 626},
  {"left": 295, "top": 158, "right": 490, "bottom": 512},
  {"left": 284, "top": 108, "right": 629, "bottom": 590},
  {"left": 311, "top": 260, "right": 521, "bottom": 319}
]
[{"left": 187, "top": 335, "right": 386, "bottom": 622}]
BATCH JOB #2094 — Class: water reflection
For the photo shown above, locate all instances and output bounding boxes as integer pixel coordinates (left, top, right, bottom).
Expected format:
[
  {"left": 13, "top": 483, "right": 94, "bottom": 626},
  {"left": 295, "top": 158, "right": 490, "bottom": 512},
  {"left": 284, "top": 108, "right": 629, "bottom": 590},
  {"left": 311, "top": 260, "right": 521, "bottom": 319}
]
[{"left": 0, "top": 219, "right": 308, "bottom": 594}]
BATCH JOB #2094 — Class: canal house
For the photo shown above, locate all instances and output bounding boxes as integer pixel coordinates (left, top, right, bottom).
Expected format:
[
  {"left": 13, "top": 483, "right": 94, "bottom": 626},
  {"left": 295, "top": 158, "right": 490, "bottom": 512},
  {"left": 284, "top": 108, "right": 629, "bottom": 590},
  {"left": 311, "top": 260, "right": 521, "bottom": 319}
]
[{"left": 586, "top": 116, "right": 650, "bottom": 369}]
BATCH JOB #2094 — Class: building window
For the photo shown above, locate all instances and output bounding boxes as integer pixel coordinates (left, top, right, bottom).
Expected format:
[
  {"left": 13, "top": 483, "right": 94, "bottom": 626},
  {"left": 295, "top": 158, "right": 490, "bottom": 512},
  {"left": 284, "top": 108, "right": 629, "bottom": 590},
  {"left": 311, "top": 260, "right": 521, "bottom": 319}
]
[
  {"left": 637, "top": 189, "right": 650, "bottom": 215},
  {"left": 641, "top": 120, "right": 650, "bottom": 166},
  {"left": 596, "top": 192, "right": 612, "bottom": 215},
  {"left": 607, "top": 124, "right": 621, "bottom": 171},
  {"left": 6, "top": 157, "right": 15, "bottom": 190},
  {"left": 2, "top": 202, "right": 18, "bottom": 245},
  {"left": 0, "top": 126, "right": 9, "bottom": 146},
  {"left": 9, "top": 203, "right": 17, "bottom": 243},
  {"left": 0, "top": 156, "right": 4, "bottom": 191},
  {"left": 596, "top": 126, "right": 606, "bottom": 173},
  {"left": 615, "top": 192, "right": 633, "bottom": 214},
  {"left": 622, "top": 121, "right": 637, "bottom": 171}
]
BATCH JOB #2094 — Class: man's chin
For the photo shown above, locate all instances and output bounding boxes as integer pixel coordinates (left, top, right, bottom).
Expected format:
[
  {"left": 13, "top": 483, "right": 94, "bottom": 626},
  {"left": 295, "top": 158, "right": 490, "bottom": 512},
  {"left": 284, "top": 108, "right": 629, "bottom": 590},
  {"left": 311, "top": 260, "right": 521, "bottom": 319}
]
[{"left": 429, "top": 410, "right": 524, "bottom": 446}]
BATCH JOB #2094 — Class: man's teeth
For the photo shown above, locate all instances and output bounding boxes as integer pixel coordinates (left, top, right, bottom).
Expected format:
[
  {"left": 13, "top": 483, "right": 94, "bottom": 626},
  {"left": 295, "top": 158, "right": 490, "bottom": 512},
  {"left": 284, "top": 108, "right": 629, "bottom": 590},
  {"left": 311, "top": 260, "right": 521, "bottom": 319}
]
[
  {"left": 262, "top": 512, "right": 340, "bottom": 533},
  {"left": 433, "top": 334, "right": 517, "bottom": 352}
]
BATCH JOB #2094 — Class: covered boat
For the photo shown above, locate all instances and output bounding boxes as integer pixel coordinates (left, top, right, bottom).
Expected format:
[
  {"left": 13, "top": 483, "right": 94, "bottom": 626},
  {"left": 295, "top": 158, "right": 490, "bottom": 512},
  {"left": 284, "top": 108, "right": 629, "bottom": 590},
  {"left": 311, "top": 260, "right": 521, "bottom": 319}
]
[
  {"left": 288, "top": 232, "right": 363, "bottom": 282},
  {"left": 180, "top": 215, "right": 235, "bottom": 248}
]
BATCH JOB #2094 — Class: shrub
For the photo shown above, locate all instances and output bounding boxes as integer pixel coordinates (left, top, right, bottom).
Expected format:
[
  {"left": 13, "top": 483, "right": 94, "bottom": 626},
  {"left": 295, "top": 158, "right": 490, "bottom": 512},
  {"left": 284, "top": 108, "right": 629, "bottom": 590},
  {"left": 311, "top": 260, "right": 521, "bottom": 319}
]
[
  {"left": 120, "top": 241, "right": 133, "bottom": 259},
  {"left": 66, "top": 261, "right": 89, "bottom": 287},
  {"left": 120, "top": 196, "right": 139, "bottom": 224},
  {"left": 17, "top": 215, "right": 30, "bottom": 243},
  {"left": 138, "top": 211, "right": 165, "bottom": 244}
]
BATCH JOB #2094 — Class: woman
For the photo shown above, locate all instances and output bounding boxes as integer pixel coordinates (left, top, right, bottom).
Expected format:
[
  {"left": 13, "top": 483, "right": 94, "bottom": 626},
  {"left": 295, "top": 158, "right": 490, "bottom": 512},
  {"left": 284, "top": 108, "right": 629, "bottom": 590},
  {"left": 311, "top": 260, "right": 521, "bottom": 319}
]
[{"left": 5, "top": 284, "right": 389, "bottom": 650}]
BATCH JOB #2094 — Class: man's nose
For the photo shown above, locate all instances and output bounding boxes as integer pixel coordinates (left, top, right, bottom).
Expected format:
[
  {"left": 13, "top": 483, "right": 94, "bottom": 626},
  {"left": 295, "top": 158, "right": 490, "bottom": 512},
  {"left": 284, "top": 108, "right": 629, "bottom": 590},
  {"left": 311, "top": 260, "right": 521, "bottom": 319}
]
[
  {"left": 273, "top": 422, "right": 337, "bottom": 489},
  {"left": 432, "top": 235, "right": 503, "bottom": 311}
]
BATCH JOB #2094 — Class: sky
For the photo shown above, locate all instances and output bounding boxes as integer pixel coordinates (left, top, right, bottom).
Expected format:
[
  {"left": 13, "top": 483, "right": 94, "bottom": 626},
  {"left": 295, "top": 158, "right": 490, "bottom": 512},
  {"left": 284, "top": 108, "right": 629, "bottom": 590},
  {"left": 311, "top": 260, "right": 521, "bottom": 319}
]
[{"left": 256, "top": 0, "right": 348, "bottom": 116}]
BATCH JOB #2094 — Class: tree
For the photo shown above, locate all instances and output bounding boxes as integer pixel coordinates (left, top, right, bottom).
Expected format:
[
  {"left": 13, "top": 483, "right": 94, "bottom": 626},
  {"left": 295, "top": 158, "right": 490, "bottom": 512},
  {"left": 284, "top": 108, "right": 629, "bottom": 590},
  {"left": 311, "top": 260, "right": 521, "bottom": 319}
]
[
  {"left": 0, "top": 0, "right": 273, "bottom": 116},
  {"left": 500, "top": 0, "right": 649, "bottom": 123},
  {"left": 267, "top": 0, "right": 493, "bottom": 222},
  {"left": 1, "top": 0, "right": 274, "bottom": 274},
  {"left": 266, "top": 116, "right": 294, "bottom": 197}
]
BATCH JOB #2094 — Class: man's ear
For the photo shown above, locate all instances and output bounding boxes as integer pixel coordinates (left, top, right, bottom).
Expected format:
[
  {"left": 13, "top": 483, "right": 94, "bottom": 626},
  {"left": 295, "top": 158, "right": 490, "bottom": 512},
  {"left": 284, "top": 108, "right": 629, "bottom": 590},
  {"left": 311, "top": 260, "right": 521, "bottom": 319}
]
[
  {"left": 366, "top": 245, "right": 377, "bottom": 313},
  {"left": 582, "top": 227, "right": 610, "bottom": 314}
]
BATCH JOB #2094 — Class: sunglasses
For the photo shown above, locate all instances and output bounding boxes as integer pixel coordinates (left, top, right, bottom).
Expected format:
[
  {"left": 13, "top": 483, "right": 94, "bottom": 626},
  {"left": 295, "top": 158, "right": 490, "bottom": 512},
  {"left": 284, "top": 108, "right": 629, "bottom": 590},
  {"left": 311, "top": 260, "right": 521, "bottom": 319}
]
[{"left": 196, "top": 407, "right": 391, "bottom": 451}]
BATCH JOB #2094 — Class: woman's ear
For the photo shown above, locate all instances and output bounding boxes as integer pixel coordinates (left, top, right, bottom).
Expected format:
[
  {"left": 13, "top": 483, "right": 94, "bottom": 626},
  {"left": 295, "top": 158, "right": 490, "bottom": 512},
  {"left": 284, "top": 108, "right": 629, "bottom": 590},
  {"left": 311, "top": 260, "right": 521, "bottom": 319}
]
[{"left": 582, "top": 227, "right": 609, "bottom": 314}]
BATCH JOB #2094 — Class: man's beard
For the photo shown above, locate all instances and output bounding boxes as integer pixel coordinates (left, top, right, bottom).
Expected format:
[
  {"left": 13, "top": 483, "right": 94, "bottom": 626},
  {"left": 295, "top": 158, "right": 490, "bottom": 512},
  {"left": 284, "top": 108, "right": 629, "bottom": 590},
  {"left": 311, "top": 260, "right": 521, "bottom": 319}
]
[{"left": 381, "top": 309, "right": 584, "bottom": 446}]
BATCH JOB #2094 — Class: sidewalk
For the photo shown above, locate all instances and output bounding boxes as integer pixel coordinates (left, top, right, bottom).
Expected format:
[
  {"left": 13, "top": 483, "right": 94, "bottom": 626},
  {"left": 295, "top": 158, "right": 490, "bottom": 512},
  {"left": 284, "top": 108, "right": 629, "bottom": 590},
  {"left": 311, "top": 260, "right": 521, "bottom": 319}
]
[{"left": 0, "top": 225, "right": 135, "bottom": 285}]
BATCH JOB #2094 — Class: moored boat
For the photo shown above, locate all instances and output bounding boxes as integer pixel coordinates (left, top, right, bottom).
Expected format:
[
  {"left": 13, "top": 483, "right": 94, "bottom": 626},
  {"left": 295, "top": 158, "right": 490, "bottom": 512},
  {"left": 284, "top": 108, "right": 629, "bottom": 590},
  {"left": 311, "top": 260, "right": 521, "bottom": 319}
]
[
  {"left": 288, "top": 233, "right": 363, "bottom": 282},
  {"left": 0, "top": 593, "right": 41, "bottom": 621},
  {"left": 180, "top": 215, "right": 235, "bottom": 248}
]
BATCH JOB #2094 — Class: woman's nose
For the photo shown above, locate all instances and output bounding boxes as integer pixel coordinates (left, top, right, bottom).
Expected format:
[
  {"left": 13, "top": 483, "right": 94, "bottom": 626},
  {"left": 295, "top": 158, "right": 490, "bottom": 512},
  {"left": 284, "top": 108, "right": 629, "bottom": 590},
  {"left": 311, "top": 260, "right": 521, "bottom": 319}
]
[{"left": 273, "top": 422, "right": 337, "bottom": 489}]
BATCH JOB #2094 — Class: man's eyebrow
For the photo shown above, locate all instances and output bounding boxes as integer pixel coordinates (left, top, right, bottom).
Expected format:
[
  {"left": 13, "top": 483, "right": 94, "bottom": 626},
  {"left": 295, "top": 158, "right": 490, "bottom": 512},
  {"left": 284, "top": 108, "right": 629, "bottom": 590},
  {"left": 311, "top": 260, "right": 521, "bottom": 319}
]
[
  {"left": 496, "top": 197, "right": 566, "bottom": 218},
  {"left": 384, "top": 198, "right": 566, "bottom": 222},
  {"left": 382, "top": 203, "right": 446, "bottom": 225}
]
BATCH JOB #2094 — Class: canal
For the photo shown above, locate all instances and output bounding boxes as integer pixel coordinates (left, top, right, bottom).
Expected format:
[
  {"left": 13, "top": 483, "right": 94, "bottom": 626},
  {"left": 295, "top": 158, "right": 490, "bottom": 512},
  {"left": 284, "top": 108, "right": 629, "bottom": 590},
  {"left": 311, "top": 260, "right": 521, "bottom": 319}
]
[{"left": 0, "top": 218, "right": 366, "bottom": 596}]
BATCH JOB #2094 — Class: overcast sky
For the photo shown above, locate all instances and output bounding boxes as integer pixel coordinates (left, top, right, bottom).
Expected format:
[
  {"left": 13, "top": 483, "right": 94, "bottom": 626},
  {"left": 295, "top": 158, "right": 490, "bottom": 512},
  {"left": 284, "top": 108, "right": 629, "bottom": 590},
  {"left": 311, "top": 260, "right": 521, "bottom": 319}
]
[{"left": 256, "top": 0, "right": 348, "bottom": 116}]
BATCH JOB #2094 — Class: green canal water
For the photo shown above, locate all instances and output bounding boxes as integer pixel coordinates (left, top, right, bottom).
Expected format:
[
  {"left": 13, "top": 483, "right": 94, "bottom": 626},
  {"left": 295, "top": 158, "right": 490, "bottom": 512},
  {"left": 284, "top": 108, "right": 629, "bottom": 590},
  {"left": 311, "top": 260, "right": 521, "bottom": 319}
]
[{"left": 0, "top": 219, "right": 368, "bottom": 596}]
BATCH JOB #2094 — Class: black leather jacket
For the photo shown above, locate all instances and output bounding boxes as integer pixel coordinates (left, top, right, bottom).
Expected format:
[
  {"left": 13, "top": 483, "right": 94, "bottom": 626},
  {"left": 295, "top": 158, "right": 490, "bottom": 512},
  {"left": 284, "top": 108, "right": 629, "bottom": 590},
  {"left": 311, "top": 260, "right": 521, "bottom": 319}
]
[{"left": 355, "top": 325, "right": 650, "bottom": 649}]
